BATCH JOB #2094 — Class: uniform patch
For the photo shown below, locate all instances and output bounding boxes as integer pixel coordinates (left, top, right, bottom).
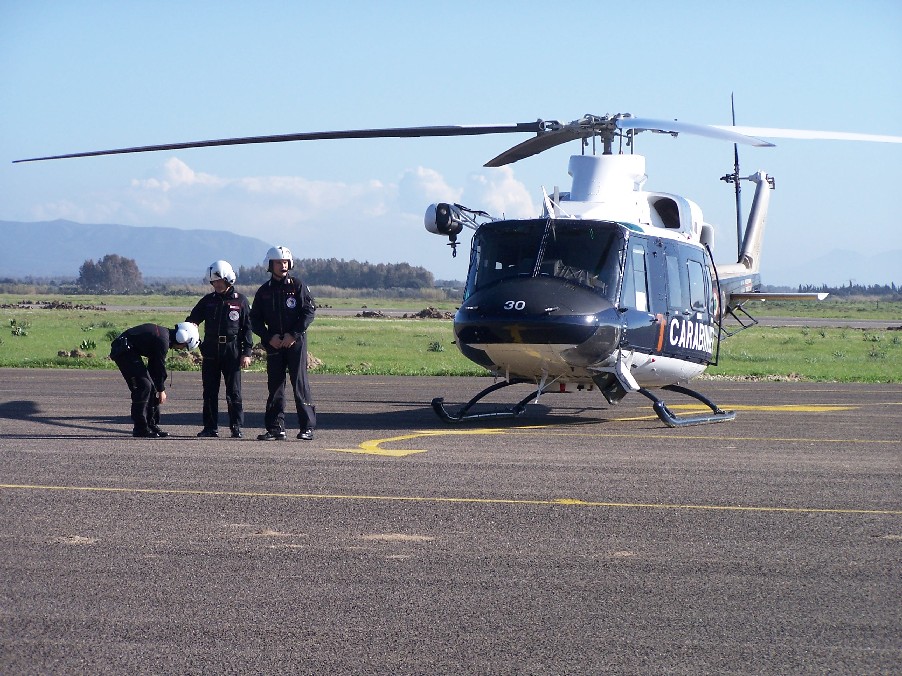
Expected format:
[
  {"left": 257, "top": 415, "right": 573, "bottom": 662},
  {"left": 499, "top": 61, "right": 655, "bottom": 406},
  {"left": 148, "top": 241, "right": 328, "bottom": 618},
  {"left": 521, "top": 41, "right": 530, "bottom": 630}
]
[
  {"left": 229, "top": 310, "right": 240, "bottom": 321},
  {"left": 286, "top": 297, "right": 297, "bottom": 309}
]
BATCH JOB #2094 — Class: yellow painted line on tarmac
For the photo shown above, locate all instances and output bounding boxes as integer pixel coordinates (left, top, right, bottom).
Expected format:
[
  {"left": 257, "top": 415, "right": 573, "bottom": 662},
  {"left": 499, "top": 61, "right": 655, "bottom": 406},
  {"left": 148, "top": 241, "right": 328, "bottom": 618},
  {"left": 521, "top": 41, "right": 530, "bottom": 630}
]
[
  {"left": 505, "top": 428, "right": 900, "bottom": 445},
  {"left": 669, "top": 404, "right": 857, "bottom": 412},
  {"left": 606, "top": 402, "right": 859, "bottom": 423},
  {"left": 1, "top": 483, "right": 900, "bottom": 516}
]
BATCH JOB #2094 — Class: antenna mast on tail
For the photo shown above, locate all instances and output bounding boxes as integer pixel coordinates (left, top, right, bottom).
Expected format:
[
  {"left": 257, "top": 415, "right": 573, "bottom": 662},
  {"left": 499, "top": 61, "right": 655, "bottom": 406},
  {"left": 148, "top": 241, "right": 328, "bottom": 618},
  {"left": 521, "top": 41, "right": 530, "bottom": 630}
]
[{"left": 720, "top": 93, "right": 744, "bottom": 259}]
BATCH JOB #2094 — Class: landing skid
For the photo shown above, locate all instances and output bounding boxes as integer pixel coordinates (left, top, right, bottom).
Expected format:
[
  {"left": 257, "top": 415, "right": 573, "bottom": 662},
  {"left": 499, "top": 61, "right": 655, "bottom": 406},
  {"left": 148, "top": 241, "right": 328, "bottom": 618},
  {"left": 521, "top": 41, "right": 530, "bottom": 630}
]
[
  {"left": 432, "top": 379, "right": 541, "bottom": 423},
  {"left": 432, "top": 379, "right": 736, "bottom": 427},
  {"left": 638, "top": 384, "right": 736, "bottom": 428}
]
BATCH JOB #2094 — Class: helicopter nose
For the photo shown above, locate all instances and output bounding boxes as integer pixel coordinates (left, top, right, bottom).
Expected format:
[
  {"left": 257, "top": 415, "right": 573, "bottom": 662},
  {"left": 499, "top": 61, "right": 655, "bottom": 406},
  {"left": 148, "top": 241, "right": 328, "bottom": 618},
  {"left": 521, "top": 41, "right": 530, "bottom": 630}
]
[{"left": 454, "top": 276, "right": 619, "bottom": 352}]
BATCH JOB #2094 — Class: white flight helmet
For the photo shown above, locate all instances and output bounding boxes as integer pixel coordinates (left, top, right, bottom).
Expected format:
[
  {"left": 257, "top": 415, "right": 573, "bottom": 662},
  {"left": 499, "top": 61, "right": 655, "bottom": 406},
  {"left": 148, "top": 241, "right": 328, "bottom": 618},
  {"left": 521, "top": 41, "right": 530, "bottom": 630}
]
[
  {"left": 175, "top": 322, "right": 200, "bottom": 351},
  {"left": 265, "top": 245, "right": 294, "bottom": 270},
  {"left": 208, "top": 260, "right": 236, "bottom": 285}
]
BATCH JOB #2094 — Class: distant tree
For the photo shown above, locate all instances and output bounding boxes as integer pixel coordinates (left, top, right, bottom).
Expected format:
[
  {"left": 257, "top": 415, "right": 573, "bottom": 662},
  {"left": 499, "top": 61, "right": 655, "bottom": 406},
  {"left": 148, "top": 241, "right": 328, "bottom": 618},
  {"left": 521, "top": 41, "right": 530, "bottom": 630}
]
[
  {"left": 78, "top": 254, "right": 144, "bottom": 293},
  {"left": 796, "top": 282, "right": 901, "bottom": 300},
  {"left": 239, "top": 258, "right": 435, "bottom": 289},
  {"left": 237, "top": 263, "right": 271, "bottom": 285}
]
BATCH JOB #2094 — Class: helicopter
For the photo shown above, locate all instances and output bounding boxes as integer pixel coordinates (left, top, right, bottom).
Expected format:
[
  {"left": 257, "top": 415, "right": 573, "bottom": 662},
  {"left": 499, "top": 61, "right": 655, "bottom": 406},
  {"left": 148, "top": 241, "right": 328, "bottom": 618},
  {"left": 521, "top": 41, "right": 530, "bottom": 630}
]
[{"left": 15, "top": 113, "right": 902, "bottom": 426}]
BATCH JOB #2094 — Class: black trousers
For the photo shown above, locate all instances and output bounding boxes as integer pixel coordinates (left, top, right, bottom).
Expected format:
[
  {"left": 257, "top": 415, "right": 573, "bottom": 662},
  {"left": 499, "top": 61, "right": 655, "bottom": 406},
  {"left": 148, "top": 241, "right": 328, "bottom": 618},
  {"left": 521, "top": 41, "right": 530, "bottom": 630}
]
[
  {"left": 264, "top": 340, "right": 316, "bottom": 433},
  {"left": 200, "top": 346, "right": 243, "bottom": 430},
  {"left": 114, "top": 352, "right": 160, "bottom": 432}
]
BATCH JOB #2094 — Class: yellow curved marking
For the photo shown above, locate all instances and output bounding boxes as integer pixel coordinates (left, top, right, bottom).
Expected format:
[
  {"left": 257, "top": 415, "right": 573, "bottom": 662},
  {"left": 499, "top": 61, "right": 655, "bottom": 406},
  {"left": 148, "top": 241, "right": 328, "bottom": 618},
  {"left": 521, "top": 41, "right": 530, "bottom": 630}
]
[
  {"left": 329, "top": 398, "right": 884, "bottom": 455},
  {"left": 1, "top": 484, "right": 899, "bottom": 516},
  {"left": 328, "top": 428, "right": 507, "bottom": 456}
]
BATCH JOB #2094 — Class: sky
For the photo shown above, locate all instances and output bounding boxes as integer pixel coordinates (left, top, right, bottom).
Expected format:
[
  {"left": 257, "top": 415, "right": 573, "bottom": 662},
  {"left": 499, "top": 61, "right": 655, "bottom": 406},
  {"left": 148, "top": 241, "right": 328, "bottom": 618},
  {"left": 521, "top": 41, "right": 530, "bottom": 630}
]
[{"left": 1, "top": 0, "right": 900, "bottom": 286}]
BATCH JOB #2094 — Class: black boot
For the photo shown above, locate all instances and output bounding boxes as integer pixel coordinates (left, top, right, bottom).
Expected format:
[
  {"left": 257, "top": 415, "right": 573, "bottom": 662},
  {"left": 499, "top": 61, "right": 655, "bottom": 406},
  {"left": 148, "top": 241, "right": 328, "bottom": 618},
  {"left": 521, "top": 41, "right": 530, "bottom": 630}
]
[{"left": 257, "top": 429, "right": 286, "bottom": 441}]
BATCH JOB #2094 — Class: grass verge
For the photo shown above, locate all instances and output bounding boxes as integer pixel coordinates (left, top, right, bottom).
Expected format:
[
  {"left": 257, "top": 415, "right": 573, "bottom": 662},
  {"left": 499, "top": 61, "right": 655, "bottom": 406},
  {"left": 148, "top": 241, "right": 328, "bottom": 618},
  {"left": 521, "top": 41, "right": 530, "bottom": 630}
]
[{"left": 1, "top": 298, "right": 900, "bottom": 381}]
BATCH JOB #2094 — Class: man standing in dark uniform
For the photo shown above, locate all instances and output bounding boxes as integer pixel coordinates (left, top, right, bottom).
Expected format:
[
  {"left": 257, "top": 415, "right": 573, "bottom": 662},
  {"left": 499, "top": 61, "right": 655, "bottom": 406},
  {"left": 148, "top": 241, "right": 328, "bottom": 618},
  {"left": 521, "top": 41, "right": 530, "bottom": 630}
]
[
  {"left": 250, "top": 245, "right": 317, "bottom": 441},
  {"left": 110, "top": 322, "right": 200, "bottom": 437},
  {"left": 187, "top": 260, "right": 254, "bottom": 438}
]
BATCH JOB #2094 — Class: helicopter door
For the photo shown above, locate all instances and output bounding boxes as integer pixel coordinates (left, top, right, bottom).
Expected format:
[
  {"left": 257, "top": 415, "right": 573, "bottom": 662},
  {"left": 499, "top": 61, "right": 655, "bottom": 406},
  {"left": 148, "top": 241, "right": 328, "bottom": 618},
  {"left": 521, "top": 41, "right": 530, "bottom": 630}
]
[
  {"left": 661, "top": 242, "right": 716, "bottom": 362},
  {"left": 619, "top": 237, "right": 667, "bottom": 354}
]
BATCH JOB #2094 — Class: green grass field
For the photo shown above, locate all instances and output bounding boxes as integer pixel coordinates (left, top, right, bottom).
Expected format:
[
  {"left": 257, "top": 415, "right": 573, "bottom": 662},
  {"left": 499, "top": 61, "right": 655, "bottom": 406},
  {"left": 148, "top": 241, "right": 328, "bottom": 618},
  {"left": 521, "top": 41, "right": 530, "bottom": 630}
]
[{"left": 1, "top": 295, "right": 900, "bottom": 382}]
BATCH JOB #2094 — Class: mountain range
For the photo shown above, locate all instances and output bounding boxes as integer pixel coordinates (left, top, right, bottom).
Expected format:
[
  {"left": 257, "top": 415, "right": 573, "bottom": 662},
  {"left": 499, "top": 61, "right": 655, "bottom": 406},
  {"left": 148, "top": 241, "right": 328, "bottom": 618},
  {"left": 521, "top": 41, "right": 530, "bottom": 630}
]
[
  {"left": 0, "top": 220, "right": 273, "bottom": 280},
  {"left": 0, "top": 219, "right": 897, "bottom": 287}
]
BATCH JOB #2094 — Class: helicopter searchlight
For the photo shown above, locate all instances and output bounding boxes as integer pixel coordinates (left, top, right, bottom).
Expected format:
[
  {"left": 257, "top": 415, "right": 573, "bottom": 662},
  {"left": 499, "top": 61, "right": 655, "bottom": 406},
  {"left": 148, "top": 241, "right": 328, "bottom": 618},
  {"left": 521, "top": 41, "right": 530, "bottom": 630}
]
[
  {"left": 425, "top": 202, "right": 498, "bottom": 257},
  {"left": 14, "top": 112, "right": 901, "bottom": 426},
  {"left": 424, "top": 202, "right": 464, "bottom": 237}
]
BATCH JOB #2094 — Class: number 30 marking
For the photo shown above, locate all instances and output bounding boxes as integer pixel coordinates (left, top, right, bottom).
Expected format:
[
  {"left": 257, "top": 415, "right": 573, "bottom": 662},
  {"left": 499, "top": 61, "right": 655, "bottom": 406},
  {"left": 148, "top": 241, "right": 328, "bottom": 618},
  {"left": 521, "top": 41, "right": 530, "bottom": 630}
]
[{"left": 503, "top": 300, "right": 526, "bottom": 310}]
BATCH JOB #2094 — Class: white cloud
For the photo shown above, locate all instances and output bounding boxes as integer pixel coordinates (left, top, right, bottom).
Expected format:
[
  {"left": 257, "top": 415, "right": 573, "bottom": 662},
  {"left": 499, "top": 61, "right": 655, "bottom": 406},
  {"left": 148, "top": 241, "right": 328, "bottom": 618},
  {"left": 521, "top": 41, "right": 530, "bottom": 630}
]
[
  {"left": 131, "top": 157, "right": 225, "bottom": 191},
  {"left": 461, "top": 166, "right": 536, "bottom": 219},
  {"left": 23, "top": 158, "right": 537, "bottom": 280},
  {"left": 397, "top": 166, "right": 462, "bottom": 215},
  {"left": 121, "top": 158, "right": 397, "bottom": 230}
]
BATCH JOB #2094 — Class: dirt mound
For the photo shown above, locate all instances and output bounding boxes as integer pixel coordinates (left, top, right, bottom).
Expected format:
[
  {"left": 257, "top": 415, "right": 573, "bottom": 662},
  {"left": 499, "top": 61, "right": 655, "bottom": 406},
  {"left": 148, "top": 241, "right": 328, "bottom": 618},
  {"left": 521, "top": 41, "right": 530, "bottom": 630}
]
[{"left": 403, "top": 307, "right": 454, "bottom": 319}]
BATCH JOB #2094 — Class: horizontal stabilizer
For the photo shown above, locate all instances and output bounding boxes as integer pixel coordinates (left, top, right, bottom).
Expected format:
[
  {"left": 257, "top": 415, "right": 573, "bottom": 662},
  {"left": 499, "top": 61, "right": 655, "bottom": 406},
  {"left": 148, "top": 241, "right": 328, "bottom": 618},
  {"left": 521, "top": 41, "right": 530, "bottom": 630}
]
[{"left": 729, "top": 292, "right": 829, "bottom": 303}]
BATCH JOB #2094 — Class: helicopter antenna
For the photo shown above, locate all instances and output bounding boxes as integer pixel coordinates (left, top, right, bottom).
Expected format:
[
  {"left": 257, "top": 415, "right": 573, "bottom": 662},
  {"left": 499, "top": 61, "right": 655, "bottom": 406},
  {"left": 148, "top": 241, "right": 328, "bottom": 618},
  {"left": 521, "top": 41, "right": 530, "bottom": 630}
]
[
  {"left": 720, "top": 94, "right": 743, "bottom": 259},
  {"left": 731, "top": 95, "right": 743, "bottom": 258}
]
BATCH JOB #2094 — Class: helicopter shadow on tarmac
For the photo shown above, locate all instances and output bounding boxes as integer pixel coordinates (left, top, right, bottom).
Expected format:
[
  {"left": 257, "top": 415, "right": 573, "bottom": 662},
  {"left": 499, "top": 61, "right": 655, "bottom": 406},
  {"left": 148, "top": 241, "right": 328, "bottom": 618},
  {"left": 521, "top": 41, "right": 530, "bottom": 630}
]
[{"left": 315, "top": 396, "right": 640, "bottom": 433}]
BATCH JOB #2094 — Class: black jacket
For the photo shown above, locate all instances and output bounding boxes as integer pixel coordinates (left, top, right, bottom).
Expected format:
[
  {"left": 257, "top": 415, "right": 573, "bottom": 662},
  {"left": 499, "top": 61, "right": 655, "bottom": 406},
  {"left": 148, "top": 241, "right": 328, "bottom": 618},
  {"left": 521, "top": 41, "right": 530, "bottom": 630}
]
[
  {"left": 186, "top": 287, "right": 253, "bottom": 358},
  {"left": 114, "top": 323, "right": 172, "bottom": 392},
  {"left": 250, "top": 275, "right": 316, "bottom": 346}
]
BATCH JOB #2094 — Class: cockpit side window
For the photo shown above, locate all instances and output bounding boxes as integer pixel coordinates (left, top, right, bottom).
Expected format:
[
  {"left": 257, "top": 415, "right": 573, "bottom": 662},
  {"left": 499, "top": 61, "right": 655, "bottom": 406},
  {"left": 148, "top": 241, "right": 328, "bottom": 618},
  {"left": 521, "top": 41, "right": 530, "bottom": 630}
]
[
  {"left": 666, "top": 253, "right": 688, "bottom": 312},
  {"left": 687, "top": 259, "right": 708, "bottom": 312},
  {"left": 621, "top": 241, "right": 649, "bottom": 312}
]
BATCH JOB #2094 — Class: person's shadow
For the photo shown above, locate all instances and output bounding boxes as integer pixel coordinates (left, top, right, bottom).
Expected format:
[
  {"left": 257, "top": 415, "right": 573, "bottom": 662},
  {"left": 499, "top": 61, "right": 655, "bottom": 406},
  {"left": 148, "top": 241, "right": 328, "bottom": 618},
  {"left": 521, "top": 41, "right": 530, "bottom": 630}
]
[{"left": 0, "top": 397, "right": 620, "bottom": 439}]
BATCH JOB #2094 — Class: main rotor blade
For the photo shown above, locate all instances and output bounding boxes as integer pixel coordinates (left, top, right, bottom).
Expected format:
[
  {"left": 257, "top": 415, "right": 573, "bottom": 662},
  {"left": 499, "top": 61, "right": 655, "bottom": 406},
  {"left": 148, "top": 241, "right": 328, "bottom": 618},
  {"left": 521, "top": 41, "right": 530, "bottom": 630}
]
[
  {"left": 485, "top": 115, "right": 775, "bottom": 166},
  {"left": 621, "top": 117, "right": 775, "bottom": 147},
  {"left": 712, "top": 125, "right": 902, "bottom": 144},
  {"left": 484, "top": 127, "right": 587, "bottom": 167},
  {"left": 14, "top": 121, "right": 547, "bottom": 163}
]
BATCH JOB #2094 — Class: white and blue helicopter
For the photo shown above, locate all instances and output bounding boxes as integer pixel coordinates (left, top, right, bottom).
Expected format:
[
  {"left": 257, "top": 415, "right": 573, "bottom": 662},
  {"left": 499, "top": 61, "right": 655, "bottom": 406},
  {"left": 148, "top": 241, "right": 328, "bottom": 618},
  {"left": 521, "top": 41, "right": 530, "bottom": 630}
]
[{"left": 16, "top": 113, "right": 901, "bottom": 426}]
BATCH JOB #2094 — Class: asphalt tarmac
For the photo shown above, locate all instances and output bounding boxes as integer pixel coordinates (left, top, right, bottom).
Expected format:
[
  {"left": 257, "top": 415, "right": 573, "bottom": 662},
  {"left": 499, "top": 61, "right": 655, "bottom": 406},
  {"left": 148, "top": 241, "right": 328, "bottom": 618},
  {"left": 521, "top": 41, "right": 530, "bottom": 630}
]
[{"left": 1, "top": 368, "right": 900, "bottom": 674}]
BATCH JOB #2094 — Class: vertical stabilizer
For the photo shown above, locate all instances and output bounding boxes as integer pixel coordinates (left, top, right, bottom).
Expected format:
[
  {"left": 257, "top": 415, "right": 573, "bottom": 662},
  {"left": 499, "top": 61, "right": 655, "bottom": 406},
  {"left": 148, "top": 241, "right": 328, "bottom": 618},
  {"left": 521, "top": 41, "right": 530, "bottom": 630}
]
[{"left": 718, "top": 171, "right": 774, "bottom": 277}]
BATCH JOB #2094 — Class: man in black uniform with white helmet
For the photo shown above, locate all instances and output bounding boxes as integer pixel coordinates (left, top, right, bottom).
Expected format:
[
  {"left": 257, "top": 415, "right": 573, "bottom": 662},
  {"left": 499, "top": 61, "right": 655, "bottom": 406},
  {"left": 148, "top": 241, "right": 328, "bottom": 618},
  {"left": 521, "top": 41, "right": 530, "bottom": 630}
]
[
  {"left": 250, "top": 245, "right": 317, "bottom": 441},
  {"left": 187, "top": 260, "right": 254, "bottom": 438},
  {"left": 110, "top": 322, "right": 200, "bottom": 437}
]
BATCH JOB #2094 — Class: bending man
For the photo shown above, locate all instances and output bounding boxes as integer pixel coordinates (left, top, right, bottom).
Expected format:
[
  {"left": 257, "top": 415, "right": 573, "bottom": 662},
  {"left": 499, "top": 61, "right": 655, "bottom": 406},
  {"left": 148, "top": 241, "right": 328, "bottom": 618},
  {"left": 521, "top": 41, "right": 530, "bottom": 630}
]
[{"left": 110, "top": 322, "right": 200, "bottom": 437}]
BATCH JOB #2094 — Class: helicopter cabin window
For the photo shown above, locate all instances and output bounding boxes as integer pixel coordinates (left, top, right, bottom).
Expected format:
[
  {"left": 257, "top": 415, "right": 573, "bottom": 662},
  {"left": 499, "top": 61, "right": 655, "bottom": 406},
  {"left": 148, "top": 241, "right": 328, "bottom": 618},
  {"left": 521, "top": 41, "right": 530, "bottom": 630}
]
[
  {"left": 621, "top": 242, "right": 649, "bottom": 312},
  {"left": 666, "top": 254, "right": 688, "bottom": 312},
  {"left": 687, "top": 259, "right": 708, "bottom": 312},
  {"left": 465, "top": 219, "right": 623, "bottom": 304}
]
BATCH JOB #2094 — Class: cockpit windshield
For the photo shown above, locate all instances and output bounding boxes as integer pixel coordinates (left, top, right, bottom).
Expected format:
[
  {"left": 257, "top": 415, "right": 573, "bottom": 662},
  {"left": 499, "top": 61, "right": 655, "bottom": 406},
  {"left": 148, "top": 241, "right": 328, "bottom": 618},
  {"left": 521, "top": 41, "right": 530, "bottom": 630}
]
[{"left": 464, "top": 219, "right": 625, "bottom": 303}]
